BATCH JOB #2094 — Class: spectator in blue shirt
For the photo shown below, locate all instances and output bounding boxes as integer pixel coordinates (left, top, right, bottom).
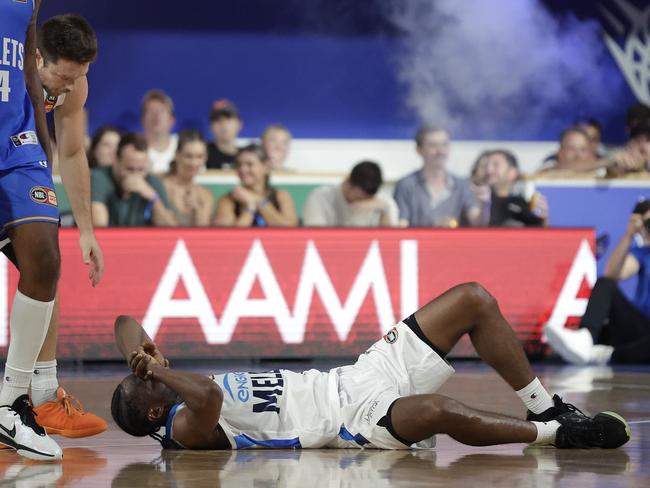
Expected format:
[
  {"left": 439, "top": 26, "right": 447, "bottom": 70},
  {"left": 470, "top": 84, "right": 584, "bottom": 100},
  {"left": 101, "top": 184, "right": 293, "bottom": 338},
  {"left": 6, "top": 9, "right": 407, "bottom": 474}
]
[{"left": 546, "top": 199, "right": 650, "bottom": 365}]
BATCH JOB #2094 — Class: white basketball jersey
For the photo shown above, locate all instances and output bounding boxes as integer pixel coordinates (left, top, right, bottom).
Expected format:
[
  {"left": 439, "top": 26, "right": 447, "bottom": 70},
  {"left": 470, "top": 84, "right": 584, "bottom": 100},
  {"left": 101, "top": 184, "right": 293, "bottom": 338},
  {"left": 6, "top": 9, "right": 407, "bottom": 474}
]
[{"left": 210, "top": 369, "right": 341, "bottom": 449}]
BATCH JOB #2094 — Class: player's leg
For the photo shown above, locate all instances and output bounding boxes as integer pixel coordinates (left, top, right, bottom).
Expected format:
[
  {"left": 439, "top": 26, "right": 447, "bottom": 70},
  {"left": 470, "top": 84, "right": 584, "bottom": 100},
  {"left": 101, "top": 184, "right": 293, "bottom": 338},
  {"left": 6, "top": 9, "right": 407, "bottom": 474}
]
[
  {"left": 1, "top": 242, "right": 108, "bottom": 437},
  {"left": 405, "top": 282, "right": 627, "bottom": 425},
  {"left": 0, "top": 221, "right": 62, "bottom": 460},
  {"left": 389, "top": 393, "right": 630, "bottom": 449},
  {"left": 32, "top": 300, "right": 108, "bottom": 438}
]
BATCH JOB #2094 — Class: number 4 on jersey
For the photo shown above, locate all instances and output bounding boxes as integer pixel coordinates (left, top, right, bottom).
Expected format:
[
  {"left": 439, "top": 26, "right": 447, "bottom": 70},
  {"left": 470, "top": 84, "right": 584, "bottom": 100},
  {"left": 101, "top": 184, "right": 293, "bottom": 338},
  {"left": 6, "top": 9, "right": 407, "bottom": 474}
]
[{"left": 0, "top": 70, "right": 11, "bottom": 102}]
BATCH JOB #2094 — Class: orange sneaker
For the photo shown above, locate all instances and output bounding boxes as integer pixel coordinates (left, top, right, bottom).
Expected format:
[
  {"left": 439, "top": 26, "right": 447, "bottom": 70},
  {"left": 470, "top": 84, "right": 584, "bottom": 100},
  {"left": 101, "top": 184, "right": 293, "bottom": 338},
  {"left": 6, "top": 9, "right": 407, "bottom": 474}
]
[{"left": 33, "top": 388, "right": 107, "bottom": 438}]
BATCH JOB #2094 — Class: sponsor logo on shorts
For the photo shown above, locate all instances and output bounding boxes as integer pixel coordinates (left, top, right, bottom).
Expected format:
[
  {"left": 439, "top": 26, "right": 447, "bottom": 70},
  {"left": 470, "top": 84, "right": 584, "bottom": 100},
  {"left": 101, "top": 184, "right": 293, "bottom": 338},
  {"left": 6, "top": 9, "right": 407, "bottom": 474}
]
[
  {"left": 10, "top": 131, "right": 38, "bottom": 147},
  {"left": 383, "top": 327, "right": 398, "bottom": 344},
  {"left": 363, "top": 400, "right": 380, "bottom": 424},
  {"left": 30, "top": 187, "right": 58, "bottom": 207}
]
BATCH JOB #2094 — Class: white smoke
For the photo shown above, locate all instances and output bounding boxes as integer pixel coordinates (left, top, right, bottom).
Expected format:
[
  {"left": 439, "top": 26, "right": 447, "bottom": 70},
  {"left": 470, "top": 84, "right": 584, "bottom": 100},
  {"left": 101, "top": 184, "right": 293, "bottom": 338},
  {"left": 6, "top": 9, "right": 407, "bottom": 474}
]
[{"left": 384, "top": 0, "right": 623, "bottom": 138}]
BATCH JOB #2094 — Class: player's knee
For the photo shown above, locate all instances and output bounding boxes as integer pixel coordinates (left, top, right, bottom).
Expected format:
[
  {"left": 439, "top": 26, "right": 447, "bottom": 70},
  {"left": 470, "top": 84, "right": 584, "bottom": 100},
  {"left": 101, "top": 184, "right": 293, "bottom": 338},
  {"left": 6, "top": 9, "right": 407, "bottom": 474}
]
[
  {"left": 420, "top": 395, "right": 447, "bottom": 425},
  {"left": 459, "top": 282, "right": 497, "bottom": 315},
  {"left": 21, "top": 246, "right": 60, "bottom": 286}
]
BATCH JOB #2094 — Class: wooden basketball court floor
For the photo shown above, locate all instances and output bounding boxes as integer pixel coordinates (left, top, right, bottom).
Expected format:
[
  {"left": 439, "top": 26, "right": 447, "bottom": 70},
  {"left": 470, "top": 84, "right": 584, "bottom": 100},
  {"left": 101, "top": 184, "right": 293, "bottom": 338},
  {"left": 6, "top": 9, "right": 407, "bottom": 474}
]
[{"left": 1, "top": 362, "right": 649, "bottom": 487}]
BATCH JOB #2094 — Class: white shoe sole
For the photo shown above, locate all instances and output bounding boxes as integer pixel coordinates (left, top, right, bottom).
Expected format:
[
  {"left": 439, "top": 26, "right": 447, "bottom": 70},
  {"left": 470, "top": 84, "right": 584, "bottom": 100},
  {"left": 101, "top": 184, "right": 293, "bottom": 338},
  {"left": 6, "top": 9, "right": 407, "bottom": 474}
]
[{"left": 545, "top": 326, "right": 590, "bottom": 365}]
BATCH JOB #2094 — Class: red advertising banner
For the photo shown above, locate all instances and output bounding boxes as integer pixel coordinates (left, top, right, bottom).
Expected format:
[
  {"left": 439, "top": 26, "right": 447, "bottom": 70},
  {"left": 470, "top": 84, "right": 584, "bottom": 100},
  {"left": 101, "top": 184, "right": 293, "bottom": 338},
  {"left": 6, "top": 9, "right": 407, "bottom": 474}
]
[{"left": 0, "top": 228, "right": 595, "bottom": 360}]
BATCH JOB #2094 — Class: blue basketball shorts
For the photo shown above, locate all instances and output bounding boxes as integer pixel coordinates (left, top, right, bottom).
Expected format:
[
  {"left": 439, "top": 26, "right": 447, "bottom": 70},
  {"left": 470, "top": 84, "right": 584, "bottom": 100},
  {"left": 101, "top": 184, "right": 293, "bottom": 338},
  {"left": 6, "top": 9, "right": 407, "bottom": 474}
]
[{"left": 0, "top": 160, "right": 60, "bottom": 242}]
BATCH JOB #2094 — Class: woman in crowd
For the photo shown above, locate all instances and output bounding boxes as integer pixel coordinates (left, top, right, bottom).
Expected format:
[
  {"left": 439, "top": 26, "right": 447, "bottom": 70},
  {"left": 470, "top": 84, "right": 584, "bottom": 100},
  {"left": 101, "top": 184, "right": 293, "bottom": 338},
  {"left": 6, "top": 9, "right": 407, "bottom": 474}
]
[
  {"left": 88, "top": 126, "right": 121, "bottom": 168},
  {"left": 213, "top": 144, "right": 298, "bottom": 227},
  {"left": 162, "top": 129, "right": 214, "bottom": 226},
  {"left": 261, "top": 124, "right": 292, "bottom": 170}
]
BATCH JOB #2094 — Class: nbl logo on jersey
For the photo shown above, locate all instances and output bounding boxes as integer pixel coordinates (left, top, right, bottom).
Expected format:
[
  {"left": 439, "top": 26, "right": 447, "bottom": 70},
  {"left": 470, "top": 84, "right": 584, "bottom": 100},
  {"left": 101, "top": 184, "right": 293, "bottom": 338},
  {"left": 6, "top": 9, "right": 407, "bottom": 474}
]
[
  {"left": 30, "top": 187, "right": 58, "bottom": 207},
  {"left": 383, "top": 327, "right": 398, "bottom": 344}
]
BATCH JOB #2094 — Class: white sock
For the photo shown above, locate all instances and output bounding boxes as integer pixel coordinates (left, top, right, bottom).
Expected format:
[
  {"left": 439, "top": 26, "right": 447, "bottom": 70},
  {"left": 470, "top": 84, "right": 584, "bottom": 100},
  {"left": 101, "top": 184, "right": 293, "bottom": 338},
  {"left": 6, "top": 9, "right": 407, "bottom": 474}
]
[
  {"left": 31, "top": 360, "right": 59, "bottom": 406},
  {"left": 531, "top": 420, "right": 561, "bottom": 445},
  {"left": 516, "top": 377, "right": 555, "bottom": 414},
  {"left": 0, "top": 291, "right": 54, "bottom": 405}
]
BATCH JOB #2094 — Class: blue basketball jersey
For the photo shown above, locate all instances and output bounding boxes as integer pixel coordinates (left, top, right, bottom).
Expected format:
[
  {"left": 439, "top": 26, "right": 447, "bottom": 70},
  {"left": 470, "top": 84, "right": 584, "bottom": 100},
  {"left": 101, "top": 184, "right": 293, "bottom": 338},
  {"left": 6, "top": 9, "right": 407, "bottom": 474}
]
[{"left": 0, "top": 0, "right": 47, "bottom": 167}]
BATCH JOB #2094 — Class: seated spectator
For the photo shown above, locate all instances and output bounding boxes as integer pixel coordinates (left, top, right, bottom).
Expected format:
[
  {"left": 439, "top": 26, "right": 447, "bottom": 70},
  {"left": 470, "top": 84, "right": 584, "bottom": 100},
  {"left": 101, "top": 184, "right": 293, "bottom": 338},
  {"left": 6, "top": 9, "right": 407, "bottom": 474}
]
[
  {"left": 262, "top": 124, "right": 292, "bottom": 170},
  {"left": 206, "top": 99, "right": 242, "bottom": 169},
  {"left": 302, "top": 161, "right": 399, "bottom": 227},
  {"left": 484, "top": 150, "right": 547, "bottom": 227},
  {"left": 394, "top": 126, "right": 481, "bottom": 227},
  {"left": 576, "top": 118, "right": 605, "bottom": 160},
  {"left": 91, "top": 133, "right": 177, "bottom": 227},
  {"left": 162, "top": 130, "right": 214, "bottom": 227},
  {"left": 141, "top": 89, "right": 178, "bottom": 174},
  {"left": 469, "top": 150, "right": 492, "bottom": 224},
  {"left": 537, "top": 127, "right": 604, "bottom": 174},
  {"left": 625, "top": 102, "right": 650, "bottom": 136},
  {"left": 88, "top": 126, "right": 121, "bottom": 168},
  {"left": 213, "top": 144, "right": 298, "bottom": 227},
  {"left": 545, "top": 199, "right": 650, "bottom": 364},
  {"left": 608, "top": 123, "right": 650, "bottom": 175}
]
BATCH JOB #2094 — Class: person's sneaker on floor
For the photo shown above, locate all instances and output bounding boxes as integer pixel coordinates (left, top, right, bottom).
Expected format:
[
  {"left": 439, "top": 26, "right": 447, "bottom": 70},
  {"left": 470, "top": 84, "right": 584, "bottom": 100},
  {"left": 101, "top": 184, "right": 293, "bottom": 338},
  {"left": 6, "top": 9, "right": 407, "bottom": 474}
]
[
  {"left": 33, "top": 387, "right": 107, "bottom": 438},
  {"left": 554, "top": 410, "right": 631, "bottom": 449},
  {"left": 545, "top": 326, "right": 594, "bottom": 365},
  {"left": 0, "top": 394, "right": 62, "bottom": 461},
  {"left": 527, "top": 394, "right": 588, "bottom": 422},
  {"left": 589, "top": 345, "right": 614, "bottom": 365}
]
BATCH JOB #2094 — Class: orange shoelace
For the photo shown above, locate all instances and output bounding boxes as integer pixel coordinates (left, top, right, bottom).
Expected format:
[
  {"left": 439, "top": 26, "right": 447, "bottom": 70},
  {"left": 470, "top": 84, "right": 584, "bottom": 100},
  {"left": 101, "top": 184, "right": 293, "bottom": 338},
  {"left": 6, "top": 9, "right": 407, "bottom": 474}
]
[{"left": 59, "top": 393, "right": 86, "bottom": 417}]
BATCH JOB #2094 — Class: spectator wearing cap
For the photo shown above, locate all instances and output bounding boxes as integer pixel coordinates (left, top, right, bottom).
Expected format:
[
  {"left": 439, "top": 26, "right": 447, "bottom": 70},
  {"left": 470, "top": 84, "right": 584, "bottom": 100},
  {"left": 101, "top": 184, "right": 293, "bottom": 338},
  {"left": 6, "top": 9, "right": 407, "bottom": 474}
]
[
  {"left": 262, "top": 124, "right": 292, "bottom": 171},
  {"left": 393, "top": 126, "right": 482, "bottom": 227},
  {"left": 483, "top": 150, "right": 547, "bottom": 227},
  {"left": 545, "top": 199, "right": 650, "bottom": 365},
  {"left": 303, "top": 161, "right": 399, "bottom": 227},
  {"left": 213, "top": 144, "right": 298, "bottom": 227},
  {"left": 141, "top": 89, "right": 178, "bottom": 174},
  {"left": 207, "top": 99, "right": 242, "bottom": 169}
]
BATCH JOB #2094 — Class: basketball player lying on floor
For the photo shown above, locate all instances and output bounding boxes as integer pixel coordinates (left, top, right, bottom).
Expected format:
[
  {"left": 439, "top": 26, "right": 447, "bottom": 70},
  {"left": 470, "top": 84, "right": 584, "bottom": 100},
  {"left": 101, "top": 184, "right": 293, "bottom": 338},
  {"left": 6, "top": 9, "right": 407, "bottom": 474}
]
[{"left": 111, "top": 283, "right": 631, "bottom": 450}]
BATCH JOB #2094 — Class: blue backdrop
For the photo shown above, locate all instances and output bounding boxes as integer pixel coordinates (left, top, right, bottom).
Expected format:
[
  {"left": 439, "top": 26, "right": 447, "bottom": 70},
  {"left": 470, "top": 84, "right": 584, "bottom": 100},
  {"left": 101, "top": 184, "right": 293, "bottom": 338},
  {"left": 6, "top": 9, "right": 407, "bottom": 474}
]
[{"left": 39, "top": 0, "right": 645, "bottom": 142}]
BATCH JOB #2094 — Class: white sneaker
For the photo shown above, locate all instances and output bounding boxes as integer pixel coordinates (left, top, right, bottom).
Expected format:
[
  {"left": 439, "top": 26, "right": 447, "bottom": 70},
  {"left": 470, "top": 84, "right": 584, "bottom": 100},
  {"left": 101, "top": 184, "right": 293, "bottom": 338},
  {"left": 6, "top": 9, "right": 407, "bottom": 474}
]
[
  {"left": 0, "top": 394, "right": 62, "bottom": 461},
  {"left": 545, "top": 326, "right": 594, "bottom": 365},
  {"left": 589, "top": 345, "right": 614, "bottom": 365}
]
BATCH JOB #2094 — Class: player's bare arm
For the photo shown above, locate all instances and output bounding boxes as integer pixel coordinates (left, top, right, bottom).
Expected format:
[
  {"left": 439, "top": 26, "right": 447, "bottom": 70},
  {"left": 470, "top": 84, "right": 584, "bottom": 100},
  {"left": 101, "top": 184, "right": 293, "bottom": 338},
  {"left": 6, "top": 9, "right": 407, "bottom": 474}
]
[
  {"left": 24, "top": 0, "right": 52, "bottom": 164},
  {"left": 55, "top": 76, "right": 104, "bottom": 286}
]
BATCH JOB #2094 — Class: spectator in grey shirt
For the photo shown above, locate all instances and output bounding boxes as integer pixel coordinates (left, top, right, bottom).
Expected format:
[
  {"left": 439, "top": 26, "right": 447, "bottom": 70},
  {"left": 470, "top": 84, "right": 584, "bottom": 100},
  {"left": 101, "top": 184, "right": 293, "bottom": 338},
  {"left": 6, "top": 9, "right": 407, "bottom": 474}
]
[{"left": 394, "top": 127, "right": 482, "bottom": 227}]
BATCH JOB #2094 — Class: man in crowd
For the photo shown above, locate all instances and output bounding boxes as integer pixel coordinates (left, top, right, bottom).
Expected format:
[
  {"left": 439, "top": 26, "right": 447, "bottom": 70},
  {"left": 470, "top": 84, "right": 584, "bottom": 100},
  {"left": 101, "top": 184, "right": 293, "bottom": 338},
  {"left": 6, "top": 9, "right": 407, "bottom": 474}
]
[
  {"left": 303, "top": 161, "right": 399, "bottom": 227},
  {"left": 91, "top": 133, "right": 177, "bottom": 227},
  {"left": 482, "top": 150, "right": 547, "bottom": 227},
  {"left": 394, "top": 127, "right": 481, "bottom": 228},
  {"left": 546, "top": 199, "right": 650, "bottom": 365},
  {"left": 141, "top": 89, "right": 178, "bottom": 174},
  {"left": 206, "top": 99, "right": 242, "bottom": 169}
]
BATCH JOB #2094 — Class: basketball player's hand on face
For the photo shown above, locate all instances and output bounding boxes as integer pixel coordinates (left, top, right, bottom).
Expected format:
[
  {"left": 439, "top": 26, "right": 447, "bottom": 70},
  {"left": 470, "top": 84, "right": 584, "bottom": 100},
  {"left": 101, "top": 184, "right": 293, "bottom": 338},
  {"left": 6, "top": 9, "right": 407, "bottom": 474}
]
[
  {"left": 141, "top": 341, "right": 170, "bottom": 368},
  {"left": 129, "top": 350, "right": 155, "bottom": 380}
]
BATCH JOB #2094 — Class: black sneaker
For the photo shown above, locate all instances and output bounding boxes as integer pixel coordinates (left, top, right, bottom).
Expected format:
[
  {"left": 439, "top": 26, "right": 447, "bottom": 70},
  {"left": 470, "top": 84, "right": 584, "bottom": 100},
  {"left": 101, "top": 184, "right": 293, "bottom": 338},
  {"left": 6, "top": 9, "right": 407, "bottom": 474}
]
[
  {"left": 554, "top": 410, "right": 631, "bottom": 449},
  {"left": 527, "top": 394, "right": 588, "bottom": 422}
]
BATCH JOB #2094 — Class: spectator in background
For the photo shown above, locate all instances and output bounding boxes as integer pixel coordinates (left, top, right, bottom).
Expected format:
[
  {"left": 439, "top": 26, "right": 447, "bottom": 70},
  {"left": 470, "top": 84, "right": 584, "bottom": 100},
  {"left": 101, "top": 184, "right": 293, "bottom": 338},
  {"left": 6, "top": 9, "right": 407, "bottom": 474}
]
[
  {"left": 162, "top": 130, "right": 214, "bottom": 227},
  {"left": 608, "top": 123, "right": 650, "bottom": 176},
  {"left": 394, "top": 127, "right": 481, "bottom": 227},
  {"left": 214, "top": 144, "right": 297, "bottom": 227},
  {"left": 207, "top": 99, "right": 242, "bottom": 169},
  {"left": 262, "top": 124, "right": 292, "bottom": 170},
  {"left": 538, "top": 127, "right": 600, "bottom": 174},
  {"left": 88, "top": 126, "right": 121, "bottom": 168},
  {"left": 484, "top": 150, "right": 547, "bottom": 227},
  {"left": 141, "top": 89, "right": 178, "bottom": 174},
  {"left": 91, "top": 133, "right": 177, "bottom": 227},
  {"left": 625, "top": 102, "right": 650, "bottom": 136},
  {"left": 576, "top": 118, "right": 604, "bottom": 161},
  {"left": 303, "top": 161, "right": 399, "bottom": 227},
  {"left": 545, "top": 199, "right": 650, "bottom": 365}
]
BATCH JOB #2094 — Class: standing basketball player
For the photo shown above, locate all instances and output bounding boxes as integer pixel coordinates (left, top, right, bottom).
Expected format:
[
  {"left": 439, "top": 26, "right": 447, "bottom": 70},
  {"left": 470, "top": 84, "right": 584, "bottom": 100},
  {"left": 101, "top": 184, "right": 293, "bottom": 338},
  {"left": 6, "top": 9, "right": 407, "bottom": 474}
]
[
  {"left": 0, "top": 0, "right": 63, "bottom": 460},
  {"left": 1, "top": 14, "right": 106, "bottom": 440}
]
